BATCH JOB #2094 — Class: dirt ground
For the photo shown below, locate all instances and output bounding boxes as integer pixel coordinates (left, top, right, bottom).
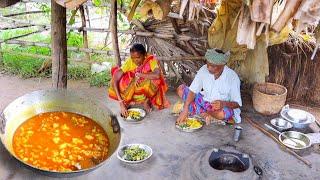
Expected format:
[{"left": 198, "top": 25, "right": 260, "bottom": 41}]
[{"left": 1, "top": 74, "right": 320, "bottom": 180}]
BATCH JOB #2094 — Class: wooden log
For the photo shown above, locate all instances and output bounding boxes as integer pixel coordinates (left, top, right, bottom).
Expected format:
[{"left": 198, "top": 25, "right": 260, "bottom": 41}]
[
  {"left": 140, "top": 0, "right": 173, "bottom": 20},
  {"left": 168, "top": 61, "right": 184, "bottom": 83},
  {"left": 79, "top": 5, "right": 90, "bottom": 61},
  {"left": 55, "top": 0, "right": 88, "bottom": 9},
  {"left": 169, "top": 17, "right": 201, "bottom": 57},
  {"left": 158, "top": 56, "right": 205, "bottom": 61},
  {"left": 110, "top": 0, "right": 121, "bottom": 66},
  {"left": 51, "top": 0, "right": 67, "bottom": 89},
  {"left": 0, "top": 0, "right": 20, "bottom": 8},
  {"left": 170, "top": 18, "right": 182, "bottom": 34},
  {"left": 272, "top": 0, "right": 303, "bottom": 32}
]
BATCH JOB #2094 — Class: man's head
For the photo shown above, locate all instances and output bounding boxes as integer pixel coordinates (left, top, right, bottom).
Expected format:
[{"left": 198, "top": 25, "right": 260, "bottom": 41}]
[
  {"left": 130, "top": 43, "right": 147, "bottom": 65},
  {"left": 205, "top": 49, "right": 230, "bottom": 75}
]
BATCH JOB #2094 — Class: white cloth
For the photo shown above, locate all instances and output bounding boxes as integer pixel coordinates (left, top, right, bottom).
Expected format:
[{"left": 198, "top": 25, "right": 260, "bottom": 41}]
[{"left": 189, "top": 65, "right": 242, "bottom": 123}]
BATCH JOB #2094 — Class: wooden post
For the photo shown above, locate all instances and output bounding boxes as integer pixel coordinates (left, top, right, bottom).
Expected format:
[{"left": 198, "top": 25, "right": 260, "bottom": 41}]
[
  {"left": 79, "top": 5, "right": 90, "bottom": 61},
  {"left": 51, "top": 0, "right": 67, "bottom": 89},
  {"left": 110, "top": 0, "right": 121, "bottom": 66}
]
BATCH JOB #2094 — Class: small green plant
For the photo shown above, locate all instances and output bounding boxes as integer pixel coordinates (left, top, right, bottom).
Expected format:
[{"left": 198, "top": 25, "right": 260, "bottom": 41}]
[
  {"left": 67, "top": 32, "right": 83, "bottom": 47},
  {"left": 67, "top": 64, "right": 91, "bottom": 80},
  {"left": 90, "top": 71, "right": 111, "bottom": 87}
]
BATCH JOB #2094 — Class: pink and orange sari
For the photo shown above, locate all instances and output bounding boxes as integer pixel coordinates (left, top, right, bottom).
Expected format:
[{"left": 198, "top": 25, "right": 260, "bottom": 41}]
[{"left": 108, "top": 55, "right": 169, "bottom": 109}]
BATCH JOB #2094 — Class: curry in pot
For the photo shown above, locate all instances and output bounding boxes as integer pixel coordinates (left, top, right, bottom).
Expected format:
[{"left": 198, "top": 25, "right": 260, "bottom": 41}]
[{"left": 13, "top": 112, "right": 109, "bottom": 172}]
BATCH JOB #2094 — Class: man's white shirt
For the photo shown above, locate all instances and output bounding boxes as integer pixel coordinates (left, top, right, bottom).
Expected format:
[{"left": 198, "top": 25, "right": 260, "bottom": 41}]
[{"left": 189, "top": 65, "right": 242, "bottom": 123}]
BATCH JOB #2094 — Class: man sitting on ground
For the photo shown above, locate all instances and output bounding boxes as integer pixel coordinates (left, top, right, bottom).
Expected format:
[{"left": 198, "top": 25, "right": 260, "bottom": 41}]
[{"left": 176, "top": 49, "right": 242, "bottom": 125}]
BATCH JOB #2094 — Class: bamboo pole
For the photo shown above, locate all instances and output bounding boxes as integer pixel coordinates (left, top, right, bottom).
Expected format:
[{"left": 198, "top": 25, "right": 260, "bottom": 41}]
[
  {"left": 4, "top": 39, "right": 127, "bottom": 56},
  {"left": 0, "top": 27, "right": 49, "bottom": 43},
  {"left": 110, "top": 0, "right": 121, "bottom": 66},
  {"left": 85, "top": 5, "right": 91, "bottom": 28},
  {"left": 158, "top": 56, "right": 205, "bottom": 61},
  {"left": 79, "top": 5, "right": 90, "bottom": 61},
  {"left": 51, "top": 0, "right": 67, "bottom": 89},
  {"left": 0, "top": 24, "right": 37, "bottom": 30},
  {"left": 0, "top": 43, "right": 3, "bottom": 65},
  {"left": 0, "top": 49, "right": 127, "bottom": 64},
  {"left": 0, "top": 16, "right": 206, "bottom": 41},
  {"left": 3, "top": 11, "right": 45, "bottom": 17},
  {"left": 0, "top": 47, "right": 203, "bottom": 62}
]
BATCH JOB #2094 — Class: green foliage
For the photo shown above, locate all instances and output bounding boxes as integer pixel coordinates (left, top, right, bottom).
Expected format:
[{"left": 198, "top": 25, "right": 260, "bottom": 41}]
[
  {"left": 68, "top": 9, "right": 78, "bottom": 25},
  {"left": 0, "top": 28, "right": 35, "bottom": 40},
  {"left": 39, "top": 4, "right": 51, "bottom": 15},
  {"left": 2, "top": 54, "right": 44, "bottom": 78},
  {"left": 67, "top": 32, "right": 83, "bottom": 47},
  {"left": 90, "top": 71, "right": 111, "bottom": 87},
  {"left": 67, "top": 65, "right": 91, "bottom": 80},
  {"left": 92, "top": 0, "right": 103, "bottom": 6}
]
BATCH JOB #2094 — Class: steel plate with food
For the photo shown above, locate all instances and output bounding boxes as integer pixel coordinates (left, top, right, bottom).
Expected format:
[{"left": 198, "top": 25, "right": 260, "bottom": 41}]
[
  {"left": 0, "top": 90, "right": 121, "bottom": 177},
  {"left": 176, "top": 117, "right": 203, "bottom": 132},
  {"left": 117, "top": 144, "right": 152, "bottom": 164},
  {"left": 279, "top": 131, "right": 311, "bottom": 150},
  {"left": 123, "top": 108, "right": 146, "bottom": 122}
]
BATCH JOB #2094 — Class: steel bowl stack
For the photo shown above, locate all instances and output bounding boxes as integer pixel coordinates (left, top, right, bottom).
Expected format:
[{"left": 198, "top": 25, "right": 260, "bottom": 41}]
[{"left": 280, "top": 105, "right": 315, "bottom": 129}]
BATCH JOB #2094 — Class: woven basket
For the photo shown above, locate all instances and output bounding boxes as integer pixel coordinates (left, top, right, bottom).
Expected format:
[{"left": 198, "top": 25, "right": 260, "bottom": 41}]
[{"left": 252, "top": 83, "right": 287, "bottom": 115}]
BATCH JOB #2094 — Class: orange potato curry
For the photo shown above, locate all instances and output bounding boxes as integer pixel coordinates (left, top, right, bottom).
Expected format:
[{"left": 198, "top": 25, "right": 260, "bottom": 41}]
[{"left": 13, "top": 112, "right": 109, "bottom": 172}]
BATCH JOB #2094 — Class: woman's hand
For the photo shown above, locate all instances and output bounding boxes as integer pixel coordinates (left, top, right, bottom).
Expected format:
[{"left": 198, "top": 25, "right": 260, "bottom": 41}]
[
  {"left": 176, "top": 109, "right": 188, "bottom": 125},
  {"left": 135, "top": 72, "right": 144, "bottom": 78},
  {"left": 119, "top": 101, "right": 128, "bottom": 117}
]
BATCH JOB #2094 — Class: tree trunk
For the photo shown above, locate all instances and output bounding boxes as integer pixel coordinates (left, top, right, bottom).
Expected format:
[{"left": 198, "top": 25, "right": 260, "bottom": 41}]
[
  {"left": 268, "top": 42, "right": 320, "bottom": 107},
  {"left": 110, "top": 0, "right": 121, "bottom": 66},
  {"left": 51, "top": 0, "right": 67, "bottom": 89},
  {"left": 80, "top": 5, "right": 90, "bottom": 61}
]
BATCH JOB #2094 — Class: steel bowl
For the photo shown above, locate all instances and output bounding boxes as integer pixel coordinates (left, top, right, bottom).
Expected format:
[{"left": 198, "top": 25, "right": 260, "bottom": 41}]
[
  {"left": 278, "top": 131, "right": 311, "bottom": 150},
  {"left": 287, "top": 109, "right": 307, "bottom": 121},
  {"left": 280, "top": 106, "right": 315, "bottom": 129},
  {"left": 0, "top": 90, "right": 121, "bottom": 177},
  {"left": 117, "top": 143, "right": 153, "bottom": 164},
  {"left": 270, "top": 118, "right": 293, "bottom": 131}
]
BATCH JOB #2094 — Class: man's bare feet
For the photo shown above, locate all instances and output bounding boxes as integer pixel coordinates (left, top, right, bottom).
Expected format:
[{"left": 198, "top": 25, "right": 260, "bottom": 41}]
[
  {"left": 200, "top": 112, "right": 226, "bottom": 125},
  {"left": 200, "top": 112, "right": 213, "bottom": 125}
]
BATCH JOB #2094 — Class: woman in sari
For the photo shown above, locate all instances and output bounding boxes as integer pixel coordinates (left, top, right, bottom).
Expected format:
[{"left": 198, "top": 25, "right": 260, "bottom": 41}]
[{"left": 108, "top": 44, "right": 169, "bottom": 117}]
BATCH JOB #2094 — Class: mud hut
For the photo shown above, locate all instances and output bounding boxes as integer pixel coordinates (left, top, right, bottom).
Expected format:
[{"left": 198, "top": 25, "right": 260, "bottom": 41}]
[{"left": 125, "top": 0, "right": 320, "bottom": 106}]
